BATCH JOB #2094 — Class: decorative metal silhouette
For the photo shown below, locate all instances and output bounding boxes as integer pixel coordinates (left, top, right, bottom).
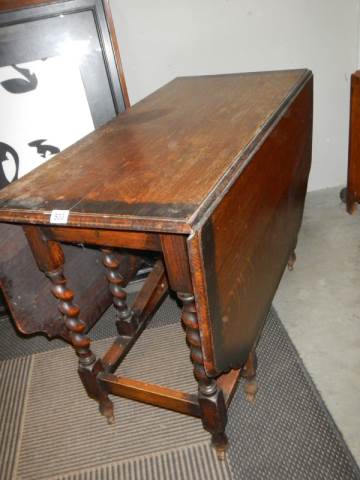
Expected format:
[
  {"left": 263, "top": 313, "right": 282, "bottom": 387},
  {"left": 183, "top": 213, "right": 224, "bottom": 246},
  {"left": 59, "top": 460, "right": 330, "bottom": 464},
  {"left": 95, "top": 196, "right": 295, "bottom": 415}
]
[
  {"left": 1, "top": 65, "right": 38, "bottom": 94},
  {"left": 28, "top": 139, "right": 60, "bottom": 158},
  {"left": 0, "top": 142, "right": 19, "bottom": 188}
]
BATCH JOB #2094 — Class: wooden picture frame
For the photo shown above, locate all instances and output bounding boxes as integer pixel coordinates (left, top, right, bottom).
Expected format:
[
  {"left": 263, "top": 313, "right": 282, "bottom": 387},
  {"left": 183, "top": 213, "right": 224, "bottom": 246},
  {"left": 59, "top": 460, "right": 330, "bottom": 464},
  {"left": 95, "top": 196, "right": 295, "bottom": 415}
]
[
  {"left": 0, "top": 0, "right": 130, "bottom": 317},
  {"left": 0, "top": 0, "right": 129, "bottom": 124}
]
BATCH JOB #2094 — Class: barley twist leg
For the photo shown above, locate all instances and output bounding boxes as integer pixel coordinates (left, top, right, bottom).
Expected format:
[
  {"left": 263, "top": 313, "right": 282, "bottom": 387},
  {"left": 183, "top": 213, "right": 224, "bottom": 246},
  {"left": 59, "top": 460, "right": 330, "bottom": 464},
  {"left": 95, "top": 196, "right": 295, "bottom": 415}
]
[
  {"left": 102, "top": 248, "right": 138, "bottom": 336},
  {"left": 178, "top": 292, "right": 228, "bottom": 460},
  {"left": 46, "top": 267, "right": 114, "bottom": 423}
]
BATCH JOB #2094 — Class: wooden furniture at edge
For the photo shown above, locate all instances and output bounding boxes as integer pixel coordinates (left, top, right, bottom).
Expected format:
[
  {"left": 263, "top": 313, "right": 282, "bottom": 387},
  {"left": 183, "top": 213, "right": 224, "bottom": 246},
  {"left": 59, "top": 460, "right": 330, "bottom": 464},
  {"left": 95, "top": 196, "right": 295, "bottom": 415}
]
[
  {"left": 0, "top": 69, "right": 313, "bottom": 458},
  {"left": 343, "top": 71, "right": 360, "bottom": 213}
]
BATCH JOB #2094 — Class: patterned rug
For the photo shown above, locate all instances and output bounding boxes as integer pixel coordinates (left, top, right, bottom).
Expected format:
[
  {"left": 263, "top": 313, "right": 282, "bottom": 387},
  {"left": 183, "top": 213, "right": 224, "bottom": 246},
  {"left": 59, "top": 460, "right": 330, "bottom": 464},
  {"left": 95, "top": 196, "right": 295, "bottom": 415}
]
[{"left": 0, "top": 295, "right": 359, "bottom": 480}]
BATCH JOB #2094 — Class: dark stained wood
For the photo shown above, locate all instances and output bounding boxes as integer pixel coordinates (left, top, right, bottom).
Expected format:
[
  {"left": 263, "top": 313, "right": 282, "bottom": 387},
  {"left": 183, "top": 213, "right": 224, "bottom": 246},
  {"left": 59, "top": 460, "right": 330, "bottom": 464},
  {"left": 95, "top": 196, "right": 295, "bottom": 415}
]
[
  {"left": 186, "top": 229, "right": 215, "bottom": 374},
  {"left": 23, "top": 226, "right": 96, "bottom": 363},
  {"left": 287, "top": 250, "right": 297, "bottom": 271},
  {"left": 216, "top": 369, "right": 241, "bottom": 407},
  {"left": 0, "top": 70, "right": 311, "bottom": 233},
  {"left": 23, "top": 225, "right": 116, "bottom": 422},
  {"left": 346, "top": 71, "right": 360, "bottom": 213},
  {"left": 178, "top": 292, "right": 228, "bottom": 457},
  {"left": 78, "top": 358, "right": 115, "bottom": 424},
  {"left": 45, "top": 226, "right": 162, "bottom": 251},
  {"left": 131, "top": 260, "right": 168, "bottom": 322},
  {"left": 98, "top": 374, "right": 201, "bottom": 417},
  {"left": 0, "top": 291, "right": 7, "bottom": 318},
  {"left": 188, "top": 75, "right": 313, "bottom": 376},
  {"left": 102, "top": 249, "right": 140, "bottom": 335},
  {"left": 23, "top": 225, "right": 64, "bottom": 272},
  {"left": 241, "top": 350, "right": 258, "bottom": 404},
  {"left": 160, "top": 234, "right": 192, "bottom": 292},
  {"left": 102, "top": 260, "right": 168, "bottom": 369}
]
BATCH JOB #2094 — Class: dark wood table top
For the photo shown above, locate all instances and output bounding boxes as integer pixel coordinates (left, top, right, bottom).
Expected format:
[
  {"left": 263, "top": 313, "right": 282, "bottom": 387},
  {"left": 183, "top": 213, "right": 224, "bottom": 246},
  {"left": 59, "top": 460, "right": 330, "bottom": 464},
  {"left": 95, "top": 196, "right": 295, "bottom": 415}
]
[{"left": 0, "top": 69, "right": 311, "bottom": 233}]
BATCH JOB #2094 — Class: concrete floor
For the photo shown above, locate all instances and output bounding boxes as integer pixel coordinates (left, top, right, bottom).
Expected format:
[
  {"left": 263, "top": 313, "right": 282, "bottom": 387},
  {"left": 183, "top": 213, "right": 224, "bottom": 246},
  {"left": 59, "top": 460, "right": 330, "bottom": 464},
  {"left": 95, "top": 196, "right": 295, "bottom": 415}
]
[{"left": 274, "top": 186, "right": 360, "bottom": 465}]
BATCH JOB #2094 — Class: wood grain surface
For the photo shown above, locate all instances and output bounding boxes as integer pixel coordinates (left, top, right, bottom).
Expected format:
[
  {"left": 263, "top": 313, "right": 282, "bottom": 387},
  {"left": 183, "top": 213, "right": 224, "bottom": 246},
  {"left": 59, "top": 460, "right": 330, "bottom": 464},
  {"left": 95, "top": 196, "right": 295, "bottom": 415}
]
[{"left": 0, "top": 70, "right": 311, "bottom": 233}]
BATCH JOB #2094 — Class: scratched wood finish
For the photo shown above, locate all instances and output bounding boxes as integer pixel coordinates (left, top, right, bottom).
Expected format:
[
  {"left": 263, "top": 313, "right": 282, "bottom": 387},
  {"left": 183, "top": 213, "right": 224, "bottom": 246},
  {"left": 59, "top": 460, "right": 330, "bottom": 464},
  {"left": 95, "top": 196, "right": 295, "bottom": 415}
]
[
  {"left": 188, "top": 76, "right": 313, "bottom": 376},
  {"left": 0, "top": 70, "right": 311, "bottom": 233},
  {"left": 346, "top": 71, "right": 360, "bottom": 213},
  {"left": 101, "top": 260, "right": 167, "bottom": 370}
]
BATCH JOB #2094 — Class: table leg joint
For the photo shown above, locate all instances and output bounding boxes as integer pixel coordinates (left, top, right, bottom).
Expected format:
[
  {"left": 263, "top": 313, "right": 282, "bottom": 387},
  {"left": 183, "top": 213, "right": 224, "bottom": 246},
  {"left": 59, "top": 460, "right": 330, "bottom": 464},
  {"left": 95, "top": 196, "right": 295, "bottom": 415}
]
[
  {"left": 98, "top": 373, "right": 201, "bottom": 417},
  {"left": 102, "top": 248, "right": 139, "bottom": 336},
  {"left": 178, "top": 292, "right": 228, "bottom": 459},
  {"left": 101, "top": 260, "right": 168, "bottom": 371}
]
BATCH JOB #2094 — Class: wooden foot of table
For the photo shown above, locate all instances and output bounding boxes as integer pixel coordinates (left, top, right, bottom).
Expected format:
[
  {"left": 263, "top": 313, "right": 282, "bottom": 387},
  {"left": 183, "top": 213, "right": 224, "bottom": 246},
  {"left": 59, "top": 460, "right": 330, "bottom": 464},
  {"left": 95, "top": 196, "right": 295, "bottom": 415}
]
[
  {"left": 47, "top": 265, "right": 115, "bottom": 423},
  {"left": 178, "top": 292, "right": 228, "bottom": 459},
  {"left": 343, "top": 188, "right": 358, "bottom": 214},
  {"left": 287, "top": 250, "right": 297, "bottom": 271},
  {"left": 78, "top": 360, "right": 115, "bottom": 424},
  {"left": 211, "top": 433, "right": 229, "bottom": 461},
  {"left": 23, "top": 227, "right": 115, "bottom": 423},
  {"left": 242, "top": 350, "right": 258, "bottom": 404}
]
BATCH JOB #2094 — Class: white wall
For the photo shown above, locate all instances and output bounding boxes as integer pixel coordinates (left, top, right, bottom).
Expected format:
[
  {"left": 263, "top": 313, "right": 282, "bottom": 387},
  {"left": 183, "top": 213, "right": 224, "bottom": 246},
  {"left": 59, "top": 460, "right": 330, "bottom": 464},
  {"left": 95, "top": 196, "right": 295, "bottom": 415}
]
[{"left": 110, "top": 0, "right": 360, "bottom": 191}]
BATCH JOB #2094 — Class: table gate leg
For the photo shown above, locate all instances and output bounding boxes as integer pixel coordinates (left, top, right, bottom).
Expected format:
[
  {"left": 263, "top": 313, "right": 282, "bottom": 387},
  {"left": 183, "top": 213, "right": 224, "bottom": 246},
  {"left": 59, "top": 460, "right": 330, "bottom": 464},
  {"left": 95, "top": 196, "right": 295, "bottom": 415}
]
[
  {"left": 102, "top": 248, "right": 138, "bottom": 336},
  {"left": 178, "top": 292, "right": 228, "bottom": 460},
  {"left": 242, "top": 350, "right": 258, "bottom": 404},
  {"left": 23, "top": 226, "right": 114, "bottom": 424},
  {"left": 287, "top": 250, "right": 297, "bottom": 271},
  {"left": 287, "top": 238, "right": 298, "bottom": 271},
  {"left": 47, "top": 262, "right": 116, "bottom": 424}
]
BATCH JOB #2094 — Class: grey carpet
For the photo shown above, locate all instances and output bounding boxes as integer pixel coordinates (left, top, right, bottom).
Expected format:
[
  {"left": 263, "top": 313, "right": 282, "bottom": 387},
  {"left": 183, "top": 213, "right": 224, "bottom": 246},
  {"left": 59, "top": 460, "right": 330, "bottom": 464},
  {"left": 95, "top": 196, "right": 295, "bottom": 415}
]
[
  {"left": 0, "top": 295, "right": 359, "bottom": 480},
  {"left": 0, "top": 292, "right": 178, "bottom": 361}
]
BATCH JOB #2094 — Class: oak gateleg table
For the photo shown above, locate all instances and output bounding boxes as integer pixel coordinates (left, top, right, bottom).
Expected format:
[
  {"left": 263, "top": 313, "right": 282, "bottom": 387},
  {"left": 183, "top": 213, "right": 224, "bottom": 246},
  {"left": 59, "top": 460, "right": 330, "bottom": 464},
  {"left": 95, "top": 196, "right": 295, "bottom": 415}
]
[{"left": 0, "top": 70, "right": 313, "bottom": 458}]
